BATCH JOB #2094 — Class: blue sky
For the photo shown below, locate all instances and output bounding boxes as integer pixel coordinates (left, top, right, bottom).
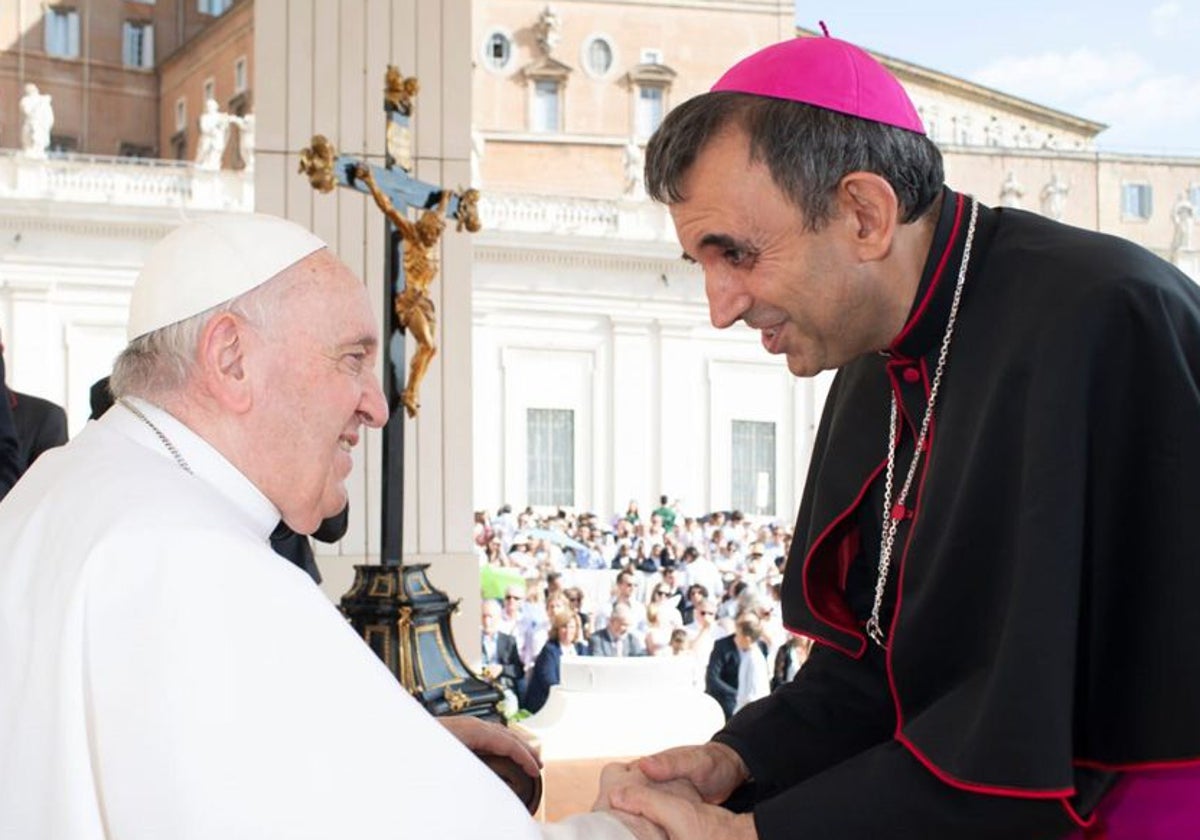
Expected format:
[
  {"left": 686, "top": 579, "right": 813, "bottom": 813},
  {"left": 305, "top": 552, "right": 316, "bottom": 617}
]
[{"left": 798, "top": 2, "right": 1200, "bottom": 156}]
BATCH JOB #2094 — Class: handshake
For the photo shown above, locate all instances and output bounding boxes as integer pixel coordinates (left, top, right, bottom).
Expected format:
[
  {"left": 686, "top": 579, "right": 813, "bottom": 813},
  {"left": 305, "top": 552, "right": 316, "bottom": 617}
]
[
  {"left": 445, "top": 715, "right": 757, "bottom": 839},
  {"left": 589, "top": 742, "right": 756, "bottom": 840}
]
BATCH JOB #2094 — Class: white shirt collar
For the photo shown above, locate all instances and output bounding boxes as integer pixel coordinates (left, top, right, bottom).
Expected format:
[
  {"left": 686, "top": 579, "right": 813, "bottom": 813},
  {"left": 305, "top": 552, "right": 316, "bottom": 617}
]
[{"left": 111, "top": 396, "right": 281, "bottom": 541}]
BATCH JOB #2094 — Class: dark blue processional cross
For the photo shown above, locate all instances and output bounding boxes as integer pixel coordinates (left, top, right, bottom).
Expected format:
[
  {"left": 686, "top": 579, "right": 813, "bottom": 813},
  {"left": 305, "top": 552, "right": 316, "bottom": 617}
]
[{"left": 299, "top": 66, "right": 480, "bottom": 568}]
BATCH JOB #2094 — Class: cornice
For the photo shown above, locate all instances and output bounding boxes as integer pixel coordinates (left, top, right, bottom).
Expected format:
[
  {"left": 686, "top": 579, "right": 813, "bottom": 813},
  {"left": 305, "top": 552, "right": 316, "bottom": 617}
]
[
  {"left": 794, "top": 26, "right": 1107, "bottom": 135},
  {"left": 474, "top": 243, "right": 695, "bottom": 277},
  {"left": 0, "top": 212, "right": 174, "bottom": 242}
]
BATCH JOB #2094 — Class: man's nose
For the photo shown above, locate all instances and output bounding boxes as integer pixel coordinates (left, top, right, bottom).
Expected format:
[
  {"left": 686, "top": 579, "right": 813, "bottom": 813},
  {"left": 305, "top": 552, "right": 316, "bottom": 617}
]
[
  {"left": 705, "top": 269, "right": 750, "bottom": 330},
  {"left": 360, "top": 376, "right": 390, "bottom": 428}
]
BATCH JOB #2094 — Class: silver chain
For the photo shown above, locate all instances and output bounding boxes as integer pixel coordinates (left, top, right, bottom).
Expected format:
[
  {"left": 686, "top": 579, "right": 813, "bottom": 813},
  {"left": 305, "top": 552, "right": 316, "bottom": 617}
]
[
  {"left": 119, "top": 398, "right": 194, "bottom": 475},
  {"left": 865, "top": 198, "right": 979, "bottom": 648}
]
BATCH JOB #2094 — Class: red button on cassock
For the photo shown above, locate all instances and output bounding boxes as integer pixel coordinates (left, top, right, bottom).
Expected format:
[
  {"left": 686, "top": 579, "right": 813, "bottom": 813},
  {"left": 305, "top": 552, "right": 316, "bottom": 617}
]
[{"left": 902, "top": 367, "right": 921, "bottom": 383}]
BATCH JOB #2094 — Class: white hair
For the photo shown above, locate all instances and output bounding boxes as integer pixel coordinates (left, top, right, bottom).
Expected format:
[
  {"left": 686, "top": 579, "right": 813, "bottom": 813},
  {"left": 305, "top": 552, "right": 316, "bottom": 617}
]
[{"left": 110, "top": 268, "right": 296, "bottom": 401}]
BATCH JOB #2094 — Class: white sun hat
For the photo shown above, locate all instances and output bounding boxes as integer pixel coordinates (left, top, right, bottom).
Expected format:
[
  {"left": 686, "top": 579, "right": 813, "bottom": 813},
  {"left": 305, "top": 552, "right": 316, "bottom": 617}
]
[{"left": 127, "top": 213, "right": 327, "bottom": 341}]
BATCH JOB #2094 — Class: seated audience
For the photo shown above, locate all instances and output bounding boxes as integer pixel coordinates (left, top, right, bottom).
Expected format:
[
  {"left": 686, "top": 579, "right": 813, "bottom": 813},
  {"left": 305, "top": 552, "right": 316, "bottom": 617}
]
[
  {"left": 480, "top": 598, "right": 526, "bottom": 710},
  {"left": 524, "top": 609, "right": 589, "bottom": 714},
  {"left": 732, "top": 612, "right": 769, "bottom": 714},
  {"left": 588, "top": 603, "right": 646, "bottom": 657}
]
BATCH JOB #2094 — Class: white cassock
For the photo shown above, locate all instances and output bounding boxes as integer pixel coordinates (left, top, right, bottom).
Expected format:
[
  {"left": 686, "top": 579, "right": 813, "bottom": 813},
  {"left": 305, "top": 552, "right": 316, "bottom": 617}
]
[{"left": 0, "top": 399, "right": 630, "bottom": 839}]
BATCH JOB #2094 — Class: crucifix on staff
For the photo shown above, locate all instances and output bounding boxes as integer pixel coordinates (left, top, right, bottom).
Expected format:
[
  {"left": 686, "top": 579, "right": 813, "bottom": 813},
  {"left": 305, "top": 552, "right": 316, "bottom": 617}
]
[
  {"left": 298, "top": 66, "right": 480, "bottom": 420},
  {"left": 294, "top": 67, "right": 504, "bottom": 729}
]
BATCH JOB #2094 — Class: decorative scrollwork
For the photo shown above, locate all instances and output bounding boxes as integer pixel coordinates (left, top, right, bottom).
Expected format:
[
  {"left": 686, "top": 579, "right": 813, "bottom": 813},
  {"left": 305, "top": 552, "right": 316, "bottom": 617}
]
[
  {"left": 298, "top": 135, "right": 338, "bottom": 193},
  {"left": 455, "top": 188, "right": 482, "bottom": 233},
  {"left": 384, "top": 65, "right": 420, "bottom": 115},
  {"left": 444, "top": 685, "right": 470, "bottom": 713}
]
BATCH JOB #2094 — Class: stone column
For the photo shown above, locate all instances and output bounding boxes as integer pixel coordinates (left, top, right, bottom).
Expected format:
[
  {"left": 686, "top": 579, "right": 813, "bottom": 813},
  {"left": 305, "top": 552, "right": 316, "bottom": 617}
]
[{"left": 253, "top": 0, "right": 479, "bottom": 659}]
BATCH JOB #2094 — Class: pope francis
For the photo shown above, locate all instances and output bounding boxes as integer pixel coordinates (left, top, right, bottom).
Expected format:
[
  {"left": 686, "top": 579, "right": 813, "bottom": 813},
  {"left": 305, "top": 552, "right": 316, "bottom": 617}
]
[{"left": 0, "top": 215, "right": 660, "bottom": 839}]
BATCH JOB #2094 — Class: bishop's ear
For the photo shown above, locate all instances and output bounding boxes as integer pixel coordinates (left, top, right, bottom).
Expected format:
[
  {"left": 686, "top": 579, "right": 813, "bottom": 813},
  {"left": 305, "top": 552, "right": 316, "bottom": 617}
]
[
  {"left": 197, "top": 312, "right": 253, "bottom": 412},
  {"left": 837, "top": 172, "right": 899, "bottom": 262}
]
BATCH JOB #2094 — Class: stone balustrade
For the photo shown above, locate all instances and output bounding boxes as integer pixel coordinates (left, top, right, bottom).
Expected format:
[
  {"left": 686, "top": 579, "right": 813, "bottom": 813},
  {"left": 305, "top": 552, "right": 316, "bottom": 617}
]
[{"left": 0, "top": 150, "right": 253, "bottom": 212}]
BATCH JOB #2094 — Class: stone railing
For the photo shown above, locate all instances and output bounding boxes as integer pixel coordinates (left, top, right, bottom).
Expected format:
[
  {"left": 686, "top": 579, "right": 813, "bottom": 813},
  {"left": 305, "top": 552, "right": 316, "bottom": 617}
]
[
  {"left": 478, "top": 192, "right": 675, "bottom": 243},
  {"left": 0, "top": 150, "right": 253, "bottom": 212}
]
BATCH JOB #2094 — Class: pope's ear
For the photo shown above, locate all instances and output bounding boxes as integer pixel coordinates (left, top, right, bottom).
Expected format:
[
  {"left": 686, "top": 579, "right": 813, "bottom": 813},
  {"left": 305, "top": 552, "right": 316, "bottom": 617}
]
[
  {"left": 197, "top": 312, "right": 253, "bottom": 412},
  {"left": 838, "top": 173, "right": 899, "bottom": 262}
]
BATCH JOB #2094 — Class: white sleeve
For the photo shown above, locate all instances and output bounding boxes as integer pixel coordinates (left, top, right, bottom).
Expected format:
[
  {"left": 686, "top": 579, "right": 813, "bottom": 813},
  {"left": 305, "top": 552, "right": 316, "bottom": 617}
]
[
  {"left": 84, "top": 529, "right": 544, "bottom": 840},
  {"left": 541, "top": 811, "right": 637, "bottom": 839}
]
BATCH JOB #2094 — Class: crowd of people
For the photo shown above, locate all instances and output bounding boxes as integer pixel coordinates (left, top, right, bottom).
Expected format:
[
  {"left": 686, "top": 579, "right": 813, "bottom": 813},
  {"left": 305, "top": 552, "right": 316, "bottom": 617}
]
[{"left": 475, "top": 498, "right": 813, "bottom": 718}]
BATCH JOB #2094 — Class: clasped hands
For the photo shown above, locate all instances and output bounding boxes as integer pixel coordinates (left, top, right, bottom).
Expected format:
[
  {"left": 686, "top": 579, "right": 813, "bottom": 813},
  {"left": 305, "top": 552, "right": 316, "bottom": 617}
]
[
  {"left": 442, "top": 715, "right": 757, "bottom": 839},
  {"left": 591, "top": 742, "right": 758, "bottom": 840}
]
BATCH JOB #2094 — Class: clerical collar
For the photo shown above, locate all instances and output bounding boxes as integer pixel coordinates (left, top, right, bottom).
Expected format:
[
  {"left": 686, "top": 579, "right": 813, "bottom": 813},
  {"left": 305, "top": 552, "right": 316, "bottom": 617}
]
[
  {"left": 113, "top": 397, "right": 281, "bottom": 542},
  {"left": 888, "top": 187, "right": 976, "bottom": 361}
]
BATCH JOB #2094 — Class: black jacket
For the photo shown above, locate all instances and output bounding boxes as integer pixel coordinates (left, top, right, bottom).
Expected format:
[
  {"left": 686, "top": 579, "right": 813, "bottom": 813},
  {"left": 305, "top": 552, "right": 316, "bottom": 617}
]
[
  {"left": 11, "top": 390, "right": 68, "bottom": 471},
  {"left": 716, "top": 190, "right": 1200, "bottom": 837}
]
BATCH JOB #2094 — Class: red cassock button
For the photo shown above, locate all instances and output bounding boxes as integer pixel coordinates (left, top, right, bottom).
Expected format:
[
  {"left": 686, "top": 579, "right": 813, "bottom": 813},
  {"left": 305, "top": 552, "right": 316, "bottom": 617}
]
[{"left": 902, "top": 367, "right": 921, "bottom": 383}]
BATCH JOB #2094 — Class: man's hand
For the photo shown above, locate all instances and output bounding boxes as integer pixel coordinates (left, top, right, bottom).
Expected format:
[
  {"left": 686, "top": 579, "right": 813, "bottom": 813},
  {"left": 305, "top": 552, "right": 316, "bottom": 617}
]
[
  {"left": 593, "top": 761, "right": 704, "bottom": 811},
  {"left": 439, "top": 715, "right": 542, "bottom": 779},
  {"left": 610, "top": 785, "right": 758, "bottom": 840},
  {"left": 593, "top": 762, "right": 704, "bottom": 840},
  {"left": 637, "top": 742, "right": 750, "bottom": 804}
]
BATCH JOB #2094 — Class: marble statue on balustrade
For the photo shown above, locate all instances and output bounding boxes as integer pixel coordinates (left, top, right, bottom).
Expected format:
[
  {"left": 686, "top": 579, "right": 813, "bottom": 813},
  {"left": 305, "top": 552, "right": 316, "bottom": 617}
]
[
  {"left": 195, "top": 98, "right": 235, "bottom": 171},
  {"left": 1171, "top": 191, "right": 1195, "bottom": 264},
  {"left": 1040, "top": 173, "right": 1069, "bottom": 221},
  {"left": 236, "top": 113, "right": 255, "bottom": 173},
  {"left": 622, "top": 137, "right": 645, "bottom": 200},
  {"left": 19, "top": 84, "right": 54, "bottom": 160},
  {"left": 999, "top": 170, "right": 1025, "bottom": 209}
]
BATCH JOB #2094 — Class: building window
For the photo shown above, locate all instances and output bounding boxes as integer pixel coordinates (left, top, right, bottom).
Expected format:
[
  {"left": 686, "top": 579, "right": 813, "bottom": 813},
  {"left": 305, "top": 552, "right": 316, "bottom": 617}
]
[
  {"left": 122, "top": 21, "right": 154, "bottom": 68},
  {"left": 49, "top": 134, "right": 78, "bottom": 154},
  {"left": 731, "top": 420, "right": 776, "bottom": 516},
  {"left": 527, "top": 409, "right": 574, "bottom": 507},
  {"left": 483, "top": 30, "right": 513, "bottom": 72},
  {"left": 583, "top": 35, "right": 614, "bottom": 77},
  {"left": 45, "top": 7, "right": 81, "bottom": 58},
  {"left": 199, "top": 0, "right": 233, "bottom": 15},
  {"left": 119, "top": 142, "right": 154, "bottom": 159},
  {"left": 1121, "top": 183, "right": 1153, "bottom": 220},
  {"left": 203, "top": 77, "right": 216, "bottom": 103},
  {"left": 234, "top": 57, "right": 248, "bottom": 93},
  {"left": 1190, "top": 185, "right": 1200, "bottom": 210},
  {"left": 635, "top": 85, "right": 665, "bottom": 138},
  {"left": 174, "top": 98, "right": 187, "bottom": 132},
  {"left": 531, "top": 79, "right": 561, "bottom": 133}
]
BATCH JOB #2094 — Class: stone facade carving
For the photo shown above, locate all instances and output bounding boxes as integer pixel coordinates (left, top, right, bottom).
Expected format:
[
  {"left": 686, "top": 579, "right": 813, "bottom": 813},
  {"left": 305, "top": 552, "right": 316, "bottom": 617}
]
[
  {"left": 1040, "top": 173, "right": 1069, "bottom": 221},
  {"left": 999, "top": 171, "right": 1025, "bottom": 209}
]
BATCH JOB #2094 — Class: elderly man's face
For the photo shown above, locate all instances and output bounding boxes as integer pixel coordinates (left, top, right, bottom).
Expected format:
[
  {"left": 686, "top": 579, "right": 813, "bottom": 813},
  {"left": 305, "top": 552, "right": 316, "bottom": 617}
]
[
  {"left": 250, "top": 250, "right": 387, "bottom": 533},
  {"left": 669, "top": 126, "right": 889, "bottom": 376}
]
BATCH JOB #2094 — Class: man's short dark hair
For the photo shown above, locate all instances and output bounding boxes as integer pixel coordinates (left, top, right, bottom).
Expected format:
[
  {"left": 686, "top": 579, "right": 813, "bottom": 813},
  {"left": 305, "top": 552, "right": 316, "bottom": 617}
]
[{"left": 645, "top": 91, "right": 943, "bottom": 231}]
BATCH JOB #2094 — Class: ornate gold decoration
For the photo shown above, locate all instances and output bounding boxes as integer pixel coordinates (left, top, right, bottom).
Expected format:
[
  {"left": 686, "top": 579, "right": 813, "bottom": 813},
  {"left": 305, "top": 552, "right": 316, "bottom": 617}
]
[
  {"left": 396, "top": 606, "right": 417, "bottom": 689},
  {"left": 354, "top": 163, "right": 450, "bottom": 418},
  {"left": 364, "top": 624, "right": 393, "bottom": 667},
  {"left": 444, "top": 685, "right": 470, "bottom": 713},
  {"left": 384, "top": 65, "right": 419, "bottom": 115},
  {"left": 455, "top": 188, "right": 482, "bottom": 233},
  {"left": 298, "top": 135, "right": 338, "bottom": 193},
  {"left": 368, "top": 574, "right": 396, "bottom": 598}
]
